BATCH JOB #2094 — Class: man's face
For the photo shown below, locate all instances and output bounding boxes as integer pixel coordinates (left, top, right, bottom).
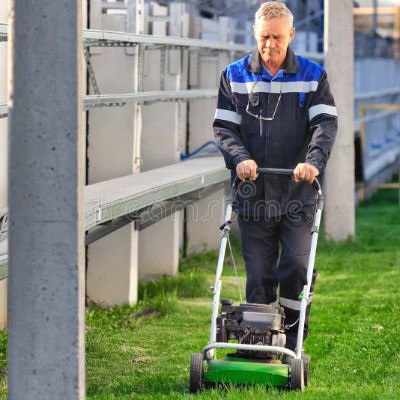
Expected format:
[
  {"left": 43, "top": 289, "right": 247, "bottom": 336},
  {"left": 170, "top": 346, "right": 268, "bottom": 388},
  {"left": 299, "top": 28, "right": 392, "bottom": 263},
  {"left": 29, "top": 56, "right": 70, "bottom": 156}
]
[{"left": 253, "top": 17, "right": 295, "bottom": 66}]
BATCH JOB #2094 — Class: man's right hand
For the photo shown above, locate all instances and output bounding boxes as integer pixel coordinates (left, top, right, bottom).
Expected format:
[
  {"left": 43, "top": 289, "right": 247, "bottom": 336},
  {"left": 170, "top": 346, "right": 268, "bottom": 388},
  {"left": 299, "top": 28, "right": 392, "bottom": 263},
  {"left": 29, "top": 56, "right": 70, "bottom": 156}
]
[{"left": 236, "top": 159, "right": 259, "bottom": 181}]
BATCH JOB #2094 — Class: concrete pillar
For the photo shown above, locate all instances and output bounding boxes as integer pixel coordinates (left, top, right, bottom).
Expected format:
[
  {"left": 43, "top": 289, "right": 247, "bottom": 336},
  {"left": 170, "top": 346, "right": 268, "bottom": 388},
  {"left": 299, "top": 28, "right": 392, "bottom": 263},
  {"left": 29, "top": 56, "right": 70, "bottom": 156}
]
[
  {"left": 138, "top": 2, "right": 186, "bottom": 278},
  {"left": 86, "top": 3, "right": 140, "bottom": 305},
  {"left": 0, "top": 0, "right": 8, "bottom": 329},
  {"left": 87, "top": 224, "right": 138, "bottom": 304},
  {"left": 0, "top": 2, "right": 7, "bottom": 209},
  {"left": 8, "top": 0, "right": 85, "bottom": 398},
  {"left": 186, "top": 18, "right": 230, "bottom": 253},
  {"left": 323, "top": 0, "right": 355, "bottom": 239}
]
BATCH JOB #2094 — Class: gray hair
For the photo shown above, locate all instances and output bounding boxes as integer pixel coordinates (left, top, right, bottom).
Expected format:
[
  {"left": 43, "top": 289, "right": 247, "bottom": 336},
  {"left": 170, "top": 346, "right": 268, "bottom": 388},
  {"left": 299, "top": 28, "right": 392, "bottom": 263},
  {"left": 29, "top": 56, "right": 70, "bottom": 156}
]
[{"left": 255, "top": 2, "right": 294, "bottom": 27}]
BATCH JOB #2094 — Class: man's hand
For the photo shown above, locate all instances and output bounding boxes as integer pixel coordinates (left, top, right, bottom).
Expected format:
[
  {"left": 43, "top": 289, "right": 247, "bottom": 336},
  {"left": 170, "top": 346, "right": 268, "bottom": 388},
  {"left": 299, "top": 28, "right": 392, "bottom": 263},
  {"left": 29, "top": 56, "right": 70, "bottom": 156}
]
[
  {"left": 293, "top": 163, "right": 319, "bottom": 184},
  {"left": 236, "top": 159, "right": 259, "bottom": 181}
]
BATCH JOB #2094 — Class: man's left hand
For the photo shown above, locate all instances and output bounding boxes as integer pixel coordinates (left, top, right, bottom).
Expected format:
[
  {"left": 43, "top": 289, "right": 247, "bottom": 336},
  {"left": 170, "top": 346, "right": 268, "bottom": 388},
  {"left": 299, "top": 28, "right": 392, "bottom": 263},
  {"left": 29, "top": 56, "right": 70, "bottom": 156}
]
[{"left": 293, "top": 163, "right": 319, "bottom": 184}]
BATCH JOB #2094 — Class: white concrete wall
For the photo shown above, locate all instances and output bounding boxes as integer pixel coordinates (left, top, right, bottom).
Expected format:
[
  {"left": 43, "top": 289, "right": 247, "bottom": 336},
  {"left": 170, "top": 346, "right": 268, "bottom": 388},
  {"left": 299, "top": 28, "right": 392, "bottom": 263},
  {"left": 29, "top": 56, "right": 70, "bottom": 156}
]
[
  {"left": 86, "top": 6, "right": 139, "bottom": 305},
  {"left": 85, "top": 3, "right": 235, "bottom": 298},
  {"left": 0, "top": 0, "right": 8, "bottom": 329},
  {"left": 138, "top": 2, "right": 185, "bottom": 279},
  {"left": 186, "top": 21, "right": 230, "bottom": 253}
]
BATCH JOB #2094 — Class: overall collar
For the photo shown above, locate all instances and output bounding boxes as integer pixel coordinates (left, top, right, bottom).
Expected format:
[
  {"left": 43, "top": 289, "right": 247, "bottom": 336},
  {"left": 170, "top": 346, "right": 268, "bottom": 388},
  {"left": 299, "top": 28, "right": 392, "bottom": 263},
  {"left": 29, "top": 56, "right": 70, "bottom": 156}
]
[{"left": 246, "top": 46, "right": 299, "bottom": 74}]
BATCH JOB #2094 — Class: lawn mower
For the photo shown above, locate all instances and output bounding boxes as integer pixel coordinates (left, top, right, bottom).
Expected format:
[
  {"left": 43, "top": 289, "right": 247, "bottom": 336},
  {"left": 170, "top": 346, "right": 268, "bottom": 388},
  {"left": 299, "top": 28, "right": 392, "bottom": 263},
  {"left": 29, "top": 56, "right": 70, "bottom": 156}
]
[{"left": 189, "top": 168, "right": 323, "bottom": 392}]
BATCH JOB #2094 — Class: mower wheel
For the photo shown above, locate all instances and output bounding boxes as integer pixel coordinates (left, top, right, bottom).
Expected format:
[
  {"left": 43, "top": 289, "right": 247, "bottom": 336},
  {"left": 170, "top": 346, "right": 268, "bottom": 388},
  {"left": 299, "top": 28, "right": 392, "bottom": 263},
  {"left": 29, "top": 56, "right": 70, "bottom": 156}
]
[
  {"left": 289, "top": 358, "right": 304, "bottom": 391},
  {"left": 189, "top": 353, "right": 204, "bottom": 393},
  {"left": 302, "top": 354, "right": 311, "bottom": 386}
]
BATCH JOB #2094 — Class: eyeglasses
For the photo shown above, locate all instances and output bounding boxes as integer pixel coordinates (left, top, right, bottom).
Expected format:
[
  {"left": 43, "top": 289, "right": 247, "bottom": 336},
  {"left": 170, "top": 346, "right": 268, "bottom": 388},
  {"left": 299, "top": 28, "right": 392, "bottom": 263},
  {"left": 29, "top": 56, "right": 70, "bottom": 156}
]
[{"left": 245, "top": 80, "right": 283, "bottom": 121}]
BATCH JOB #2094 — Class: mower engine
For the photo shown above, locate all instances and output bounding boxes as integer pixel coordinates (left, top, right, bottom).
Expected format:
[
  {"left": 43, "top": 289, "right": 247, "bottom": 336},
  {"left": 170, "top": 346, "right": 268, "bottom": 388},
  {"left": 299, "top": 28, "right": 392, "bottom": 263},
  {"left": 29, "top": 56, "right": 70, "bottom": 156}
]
[{"left": 216, "top": 300, "right": 286, "bottom": 360}]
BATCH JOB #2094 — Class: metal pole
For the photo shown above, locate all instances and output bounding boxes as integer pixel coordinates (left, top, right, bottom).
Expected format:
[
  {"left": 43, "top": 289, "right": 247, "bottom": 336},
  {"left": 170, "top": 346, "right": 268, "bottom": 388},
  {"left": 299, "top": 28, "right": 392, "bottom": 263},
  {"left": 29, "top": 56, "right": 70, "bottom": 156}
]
[
  {"left": 306, "top": 0, "right": 311, "bottom": 52},
  {"left": 372, "top": 0, "right": 378, "bottom": 56},
  {"left": 8, "top": 0, "right": 85, "bottom": 398},
  {"left": 372, "top": 0, "right": 378, "bottom": 35}
]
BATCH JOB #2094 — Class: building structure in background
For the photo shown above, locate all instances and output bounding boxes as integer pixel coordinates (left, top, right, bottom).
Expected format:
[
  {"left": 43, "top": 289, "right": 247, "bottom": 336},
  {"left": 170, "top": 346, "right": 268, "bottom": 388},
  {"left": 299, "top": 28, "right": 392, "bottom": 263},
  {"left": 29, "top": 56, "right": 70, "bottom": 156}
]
[
  {"left": 0, "top": 1, "right": 397, "bottom": 397},
  {"left": 354, "top": 0, "right": 400, "bottom": 58},
  {"left": 351, "top": 0, "right": 400, "bottom": 201},
  {"left": 0, "top": 0, "right": 398, "bottom": 319}
]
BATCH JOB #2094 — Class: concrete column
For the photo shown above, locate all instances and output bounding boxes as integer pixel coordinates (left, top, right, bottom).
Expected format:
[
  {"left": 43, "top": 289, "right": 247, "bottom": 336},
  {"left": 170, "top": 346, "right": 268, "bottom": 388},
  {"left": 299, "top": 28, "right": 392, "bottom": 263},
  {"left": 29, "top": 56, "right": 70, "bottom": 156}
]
[
  {"left": 186, "top": 18, "right": 230, "bottom": 253},
  {"left": 8, "top": 0, "right": 85, "bottom": 398},
  {"left": 0, "top": 0, "right": 8, "bottom": 329},
  {"left": 323, "top": 0, "right": 355, "bottom": 240},
  {"left": 86, "top": 3, "right": 139, "bottom": 305},
  {"left": 0, "top": 1, "right": 7, "bottom": 209},
  {"left": 137, "top": 2, "right": 186, "bottom": 278}
]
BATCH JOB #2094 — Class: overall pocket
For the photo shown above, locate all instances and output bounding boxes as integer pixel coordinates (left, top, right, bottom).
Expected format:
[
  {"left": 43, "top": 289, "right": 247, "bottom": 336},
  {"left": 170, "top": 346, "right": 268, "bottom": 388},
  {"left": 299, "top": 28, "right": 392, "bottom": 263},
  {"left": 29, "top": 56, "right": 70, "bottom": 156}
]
[{"left": 233, "top": 94, "right": 264, "bottom": 162}]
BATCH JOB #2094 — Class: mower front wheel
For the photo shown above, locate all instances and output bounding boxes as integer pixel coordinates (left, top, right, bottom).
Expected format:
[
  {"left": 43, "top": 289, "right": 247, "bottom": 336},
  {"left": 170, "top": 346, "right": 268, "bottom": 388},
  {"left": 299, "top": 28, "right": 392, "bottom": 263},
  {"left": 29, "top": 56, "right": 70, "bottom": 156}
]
[
  {"left": 189, "top": 353, "right": 204, "bottom": 393},
  {"left": 289, "top": 358, "right": 304, "bottom": 391}
]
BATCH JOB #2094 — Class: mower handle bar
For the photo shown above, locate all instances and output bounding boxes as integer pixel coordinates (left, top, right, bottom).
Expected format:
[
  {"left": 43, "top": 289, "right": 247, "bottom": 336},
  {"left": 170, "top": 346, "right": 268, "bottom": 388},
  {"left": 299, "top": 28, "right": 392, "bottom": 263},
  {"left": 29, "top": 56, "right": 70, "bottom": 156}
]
[
  {"left": 232, "top": 167, "right": 322, "bottom": 195},
  {"left": 257, "top": 167, "right": 294, "bottom": 175}
]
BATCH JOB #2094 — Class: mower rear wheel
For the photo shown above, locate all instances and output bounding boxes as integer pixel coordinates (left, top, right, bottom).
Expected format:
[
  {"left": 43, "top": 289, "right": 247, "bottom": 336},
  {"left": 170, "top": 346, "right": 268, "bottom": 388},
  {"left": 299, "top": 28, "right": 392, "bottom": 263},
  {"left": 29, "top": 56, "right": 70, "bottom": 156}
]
[
  {"left": 302, "top": 354, "right": 311, "bottom": 386},
  {"left": 289, "top": 358, "right": 304, "bottom": 391},
  {"left": 189, "top": 353, "right": 204, "bottom": 393}
]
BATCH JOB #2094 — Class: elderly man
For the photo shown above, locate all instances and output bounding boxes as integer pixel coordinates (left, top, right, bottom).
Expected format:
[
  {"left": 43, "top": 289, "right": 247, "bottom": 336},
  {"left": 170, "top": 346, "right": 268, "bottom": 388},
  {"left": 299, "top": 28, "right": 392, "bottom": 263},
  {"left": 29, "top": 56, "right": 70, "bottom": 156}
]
[{"left": 213, "top": 2, "right": 337, "bottom": 353}]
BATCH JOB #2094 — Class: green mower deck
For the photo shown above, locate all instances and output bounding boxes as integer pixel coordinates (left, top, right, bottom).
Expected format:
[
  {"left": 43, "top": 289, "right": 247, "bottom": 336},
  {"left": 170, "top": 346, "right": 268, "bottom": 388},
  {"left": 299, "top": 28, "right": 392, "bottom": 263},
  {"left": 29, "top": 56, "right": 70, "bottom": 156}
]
[{"left": 204, "top": 357, "right": 289, "bottom": 387}]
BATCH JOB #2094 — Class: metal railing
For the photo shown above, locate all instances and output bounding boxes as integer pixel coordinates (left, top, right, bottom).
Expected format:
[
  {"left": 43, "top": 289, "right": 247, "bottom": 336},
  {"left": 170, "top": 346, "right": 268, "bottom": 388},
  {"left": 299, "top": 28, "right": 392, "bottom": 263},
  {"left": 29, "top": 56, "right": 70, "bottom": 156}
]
[{"left": 0, "top": 24, "right": 324, "bottom": 119}]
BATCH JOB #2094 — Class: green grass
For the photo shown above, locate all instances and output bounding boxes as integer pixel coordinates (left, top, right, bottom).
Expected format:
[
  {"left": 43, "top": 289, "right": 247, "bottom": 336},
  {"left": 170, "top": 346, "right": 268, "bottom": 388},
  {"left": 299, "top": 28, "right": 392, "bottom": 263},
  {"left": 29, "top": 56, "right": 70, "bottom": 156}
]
[{"left": 0, "top": 188, "right": 399, "bottom": 399}]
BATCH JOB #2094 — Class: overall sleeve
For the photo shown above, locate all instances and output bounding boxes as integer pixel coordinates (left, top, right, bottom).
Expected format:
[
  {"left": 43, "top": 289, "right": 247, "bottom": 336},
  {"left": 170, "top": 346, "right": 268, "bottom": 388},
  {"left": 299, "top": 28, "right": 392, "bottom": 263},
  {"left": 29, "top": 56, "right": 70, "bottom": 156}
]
[
  {"left": 213, "top": 69, "right": 251, "bottom": 171},
  {"left": 306, "top": 70, "right": 338, "bottom": 173}
]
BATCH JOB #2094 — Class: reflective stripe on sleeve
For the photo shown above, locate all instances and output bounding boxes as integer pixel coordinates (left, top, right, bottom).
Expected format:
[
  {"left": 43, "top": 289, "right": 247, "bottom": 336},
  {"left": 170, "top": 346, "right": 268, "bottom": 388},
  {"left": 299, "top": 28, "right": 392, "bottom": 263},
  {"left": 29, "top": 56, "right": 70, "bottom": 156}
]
[
  {"left": 214, "top": 108, "right": 242, "bottom": 125},
  {"left": 309, "top": 104, "right": 337, "bottom": 121},
  {"left": 279, "top": 294, "right": 313, "bottom": 311}
]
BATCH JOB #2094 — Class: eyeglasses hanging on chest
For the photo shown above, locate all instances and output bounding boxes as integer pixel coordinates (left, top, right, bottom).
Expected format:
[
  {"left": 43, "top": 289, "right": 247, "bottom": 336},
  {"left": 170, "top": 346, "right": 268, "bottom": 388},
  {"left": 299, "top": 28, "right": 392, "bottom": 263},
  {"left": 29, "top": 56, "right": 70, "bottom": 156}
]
[{"left": 245, "top": 80, "right": 283, "bottom": 121}]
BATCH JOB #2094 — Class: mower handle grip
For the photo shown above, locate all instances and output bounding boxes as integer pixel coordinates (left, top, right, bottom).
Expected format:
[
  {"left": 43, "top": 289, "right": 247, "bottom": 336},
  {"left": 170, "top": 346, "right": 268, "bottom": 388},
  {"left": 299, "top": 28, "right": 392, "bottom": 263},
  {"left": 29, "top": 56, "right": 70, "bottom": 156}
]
[
  {"left": 256, "top": 168, "right": 294, "bottom": 175},
  {"left": 232, "top": 168, "right": 322, "bottom": 195}
]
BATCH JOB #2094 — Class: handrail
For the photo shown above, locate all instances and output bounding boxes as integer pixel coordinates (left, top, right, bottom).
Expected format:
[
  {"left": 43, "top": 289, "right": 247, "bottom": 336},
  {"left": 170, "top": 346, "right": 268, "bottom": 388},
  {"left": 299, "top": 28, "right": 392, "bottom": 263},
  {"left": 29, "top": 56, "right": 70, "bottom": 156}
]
[
  {"left": 355, "top": 109, "right": 399, "bottom": 128},
  {"left": 354, "top": 88, "right": 400, "bottom": 101},
  {"left": 84, "top": 89, "right": 218, "bottom": 108},
  {"left": 83, "top": 29, "right": 253, "bottom": 52},
  {"left": 0, "top": 89, "right": 219, "bottom": 118},
  {"left": 3, "top": 90, "right": 399, "bottom": 120}
]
